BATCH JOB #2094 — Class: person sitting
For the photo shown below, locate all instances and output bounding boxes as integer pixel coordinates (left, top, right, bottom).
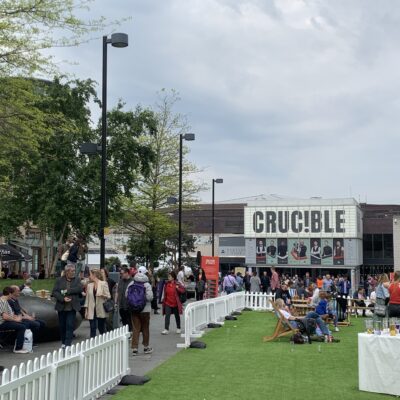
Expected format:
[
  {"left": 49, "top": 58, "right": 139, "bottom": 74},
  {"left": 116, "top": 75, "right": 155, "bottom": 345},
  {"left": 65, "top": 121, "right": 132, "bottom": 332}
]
[
  {"left": 275, "top": 283, "right": 292, "bottom": 307},
  {"left": 21, "top": 280, "right": 35, "bottom": 296},
  {"left": 8, "top": 286, "right": 45, "bottom": 345},
  {"left": 0, "top": 287, "right": 28, "bottom": 353},
  {"left": 315, "top": 291, "right": 339, "bottom": 332},
  {"left": 275, "top": 298, "right": 331, "bottom": 338},
  {"left": 353, "top": 288, "right": 367, "bottom": 317}
]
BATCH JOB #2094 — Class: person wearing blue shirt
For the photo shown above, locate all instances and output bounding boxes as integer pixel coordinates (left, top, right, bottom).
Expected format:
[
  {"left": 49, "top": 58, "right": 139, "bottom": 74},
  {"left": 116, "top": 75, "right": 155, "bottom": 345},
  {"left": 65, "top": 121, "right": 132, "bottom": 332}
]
[{"left": 315, "top": 292, "right": 339, "bottom": 332}]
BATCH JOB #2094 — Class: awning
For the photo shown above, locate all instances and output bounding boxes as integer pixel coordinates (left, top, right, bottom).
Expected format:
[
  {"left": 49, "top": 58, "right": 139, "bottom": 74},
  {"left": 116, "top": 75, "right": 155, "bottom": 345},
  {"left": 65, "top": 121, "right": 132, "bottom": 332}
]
[{"left": 0, "top": 244, "right": 32, "bottom": 262}]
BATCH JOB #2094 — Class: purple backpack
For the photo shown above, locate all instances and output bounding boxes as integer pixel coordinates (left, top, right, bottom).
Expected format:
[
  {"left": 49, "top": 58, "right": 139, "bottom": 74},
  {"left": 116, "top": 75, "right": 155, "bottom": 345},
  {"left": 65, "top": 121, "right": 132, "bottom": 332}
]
[{"left": 127, "top": 282, "right": 146, "bottom": 313}]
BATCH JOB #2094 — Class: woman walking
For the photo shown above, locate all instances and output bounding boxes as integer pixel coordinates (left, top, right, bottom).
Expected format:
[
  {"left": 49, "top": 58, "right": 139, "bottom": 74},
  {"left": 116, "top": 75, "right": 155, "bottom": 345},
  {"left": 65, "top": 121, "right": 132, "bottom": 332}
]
[
  {"left": 384, "top": 271, "right": 400, "bottom": 318},
  {"left": 84, "top": 269, "right": 111, "bottom": 337},
  {"left": 195, "top": 267, "right": 207, "bottom": 301},
  {"left": 161, "top": 271, "right": 186, "bottom": 335}
]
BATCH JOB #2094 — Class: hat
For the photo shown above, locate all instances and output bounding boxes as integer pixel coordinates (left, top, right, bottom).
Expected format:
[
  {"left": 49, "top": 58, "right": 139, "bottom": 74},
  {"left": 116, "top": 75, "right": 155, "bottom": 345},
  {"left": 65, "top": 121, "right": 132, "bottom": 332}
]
[{"left": 138, "top": 266, "right": 148, "bottom": 274}]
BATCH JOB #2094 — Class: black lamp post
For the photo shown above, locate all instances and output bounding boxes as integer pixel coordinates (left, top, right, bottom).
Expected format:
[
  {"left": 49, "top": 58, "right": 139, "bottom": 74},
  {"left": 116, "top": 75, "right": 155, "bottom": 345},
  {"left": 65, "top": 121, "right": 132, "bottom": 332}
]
[
  {"left": 212, "top": 178, "right": 223, "bottom": 256},
  {"left": 178, "top": 133, "right": 195, "bottom": 270}
]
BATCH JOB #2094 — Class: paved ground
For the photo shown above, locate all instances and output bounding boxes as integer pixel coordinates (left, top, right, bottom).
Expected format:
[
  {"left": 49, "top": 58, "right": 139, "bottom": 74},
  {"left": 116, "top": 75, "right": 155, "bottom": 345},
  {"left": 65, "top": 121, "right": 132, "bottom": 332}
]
[{"left": 0, "top": 308, "right": 186, "bottom": 395}]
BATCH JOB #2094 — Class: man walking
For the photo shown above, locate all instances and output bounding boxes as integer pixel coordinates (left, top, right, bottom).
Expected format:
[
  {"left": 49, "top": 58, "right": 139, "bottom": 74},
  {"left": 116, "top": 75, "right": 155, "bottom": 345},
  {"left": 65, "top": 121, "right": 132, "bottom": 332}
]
[{"left": 117, "top": 266, "right": 133, "bottom": 331}]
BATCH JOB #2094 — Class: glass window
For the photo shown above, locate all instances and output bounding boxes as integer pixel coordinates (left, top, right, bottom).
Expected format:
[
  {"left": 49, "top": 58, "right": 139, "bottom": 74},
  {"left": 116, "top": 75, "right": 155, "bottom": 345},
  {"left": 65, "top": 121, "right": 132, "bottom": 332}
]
[
  {"left": 383, "top": 234, "right": 393, "bottom": 258},
  {"left": 363, "top": 234, "right": 373, "bottom": 258},
  {"left": 373, "top": 234, "right": 383, "bottom": 259}
]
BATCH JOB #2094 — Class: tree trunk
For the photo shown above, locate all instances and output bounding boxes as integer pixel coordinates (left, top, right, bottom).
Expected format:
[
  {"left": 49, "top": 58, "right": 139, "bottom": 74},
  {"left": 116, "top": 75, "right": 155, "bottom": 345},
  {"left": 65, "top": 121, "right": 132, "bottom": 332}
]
[{"left": 47, "top": 223, "right": 67, "bottom": 277}]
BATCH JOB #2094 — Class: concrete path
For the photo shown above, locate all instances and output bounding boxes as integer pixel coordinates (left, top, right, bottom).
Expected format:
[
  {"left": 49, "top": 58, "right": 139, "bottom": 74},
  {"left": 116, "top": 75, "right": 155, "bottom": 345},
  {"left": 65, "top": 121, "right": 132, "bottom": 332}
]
[{"left": 0, "top": 308, "right": 186, "bottom": 391}]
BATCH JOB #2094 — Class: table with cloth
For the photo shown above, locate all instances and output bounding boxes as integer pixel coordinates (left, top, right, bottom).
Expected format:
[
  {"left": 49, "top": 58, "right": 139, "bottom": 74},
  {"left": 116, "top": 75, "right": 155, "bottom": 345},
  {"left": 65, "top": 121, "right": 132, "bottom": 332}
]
[{"left": 358, "top": 333, "right": 400, "bottom": 396}]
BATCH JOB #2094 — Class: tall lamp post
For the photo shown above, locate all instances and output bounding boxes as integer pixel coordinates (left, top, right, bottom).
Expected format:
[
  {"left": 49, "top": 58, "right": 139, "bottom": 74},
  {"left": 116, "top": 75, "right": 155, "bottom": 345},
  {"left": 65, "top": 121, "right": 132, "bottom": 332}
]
[
  {"left": 212, "top": 178, "right": 223, "bottom": 256},
  {"left": 100, "top": 33, "right": 128, "bottom": 269},
  {"left": 178, "top": 133, "right": 195, "bottom": 270}
]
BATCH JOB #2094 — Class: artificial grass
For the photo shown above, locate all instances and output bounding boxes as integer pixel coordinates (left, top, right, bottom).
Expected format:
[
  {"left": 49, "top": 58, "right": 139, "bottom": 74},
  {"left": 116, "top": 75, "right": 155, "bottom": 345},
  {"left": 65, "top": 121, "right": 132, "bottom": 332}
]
[
  {"left": 0, "top": 279, "right": 55, "bottom": 293},
  {"left": 114, "top": 312, "right": 388, "bottom": 400}
]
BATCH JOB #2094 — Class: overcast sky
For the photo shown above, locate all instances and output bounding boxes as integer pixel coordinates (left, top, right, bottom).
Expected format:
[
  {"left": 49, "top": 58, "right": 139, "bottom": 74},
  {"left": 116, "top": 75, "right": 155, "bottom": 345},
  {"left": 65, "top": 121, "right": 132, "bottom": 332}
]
[{"left": 46, "top": 0, "right": 400, "bottom": 204}]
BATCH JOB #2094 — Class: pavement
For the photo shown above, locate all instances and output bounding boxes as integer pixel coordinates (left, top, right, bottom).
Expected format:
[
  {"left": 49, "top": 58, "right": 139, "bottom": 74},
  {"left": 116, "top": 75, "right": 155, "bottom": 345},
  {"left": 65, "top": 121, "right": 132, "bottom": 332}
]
[{"left": 0, "top": 308, "right": 186, "bottom": 396}]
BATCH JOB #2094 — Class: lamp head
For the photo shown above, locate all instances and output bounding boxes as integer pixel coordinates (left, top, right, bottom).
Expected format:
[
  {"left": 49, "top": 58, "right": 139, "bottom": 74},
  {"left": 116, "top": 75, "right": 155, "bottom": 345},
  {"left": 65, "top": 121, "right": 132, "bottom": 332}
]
[
  {"left": 183, "top": 133, "right": 195, "bottom": 141},
  {"left": 215, "top": 178, "right": 223, "bottom": 184},
  {"left": 110, "top": 33, "right": 128, "bottom": 48}
]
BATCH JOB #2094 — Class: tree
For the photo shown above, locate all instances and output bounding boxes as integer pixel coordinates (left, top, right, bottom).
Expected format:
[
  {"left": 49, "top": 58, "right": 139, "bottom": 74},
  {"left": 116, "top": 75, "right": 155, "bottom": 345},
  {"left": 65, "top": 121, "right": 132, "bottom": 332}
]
[
  {"left": 117, "top": 90, "right": 206, "bottom": 267},
  {"left": 0, "top": 77, "right": 156, "bottom": 275},
  {"left": 0, "top": 0, "right": 113, "bottom": 76}
]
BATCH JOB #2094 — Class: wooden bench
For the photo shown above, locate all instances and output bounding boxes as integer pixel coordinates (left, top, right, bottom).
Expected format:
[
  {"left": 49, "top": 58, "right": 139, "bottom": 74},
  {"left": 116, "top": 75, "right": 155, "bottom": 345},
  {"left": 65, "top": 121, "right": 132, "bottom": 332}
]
[{"left": 263, "top": 301, "right": 298, "bottom": 342}]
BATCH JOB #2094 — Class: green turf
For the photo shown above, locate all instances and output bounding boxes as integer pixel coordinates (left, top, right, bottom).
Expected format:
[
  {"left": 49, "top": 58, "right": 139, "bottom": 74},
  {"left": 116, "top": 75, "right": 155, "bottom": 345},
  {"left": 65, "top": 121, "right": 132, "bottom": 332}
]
[
  {"left": 114, "top": 312, "right": 387, "bottom": 400},
  {"left": 0, "top": 279, "right": 55, "bottom": 293}
]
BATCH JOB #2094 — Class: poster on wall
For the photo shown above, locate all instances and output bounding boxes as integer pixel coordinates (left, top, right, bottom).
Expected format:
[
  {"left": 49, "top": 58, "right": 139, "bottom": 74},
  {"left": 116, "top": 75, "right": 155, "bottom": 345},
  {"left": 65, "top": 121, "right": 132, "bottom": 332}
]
[
  {"left": 310, "top": 238, "right": 322, "bottom": 265},
  {"left": 321, "top": 239, "right": 333, "bottom": 265},
  {"left": 256, "top": 238, "right": 266, "bottom": 264},
  {"left": 333, "top": 238, "right": 345, "bottom": 265},
  {"left": 201, "top": 256, "right": 219, "bottom": 298},
  {"left": 266, "top": 239, "right": 277, "bottom": 264},
  {"left": 277, "top": 238, "right": 288, "bottom": 264},
  {"left": 288, "top": 239, "right": 309, "bottom": 265}
]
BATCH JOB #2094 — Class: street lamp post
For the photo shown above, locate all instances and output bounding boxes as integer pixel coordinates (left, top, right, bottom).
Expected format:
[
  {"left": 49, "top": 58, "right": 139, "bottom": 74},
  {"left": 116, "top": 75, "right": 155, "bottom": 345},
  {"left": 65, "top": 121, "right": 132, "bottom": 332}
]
[
  {"left": 178, "top": 133, "right": 195, "bottom": 270},
  {"left": 99, "top": 33, "right": 128, "bottom": 269},
  {"left": 212, "top": 178, "right": 223, "bottom": 256}
]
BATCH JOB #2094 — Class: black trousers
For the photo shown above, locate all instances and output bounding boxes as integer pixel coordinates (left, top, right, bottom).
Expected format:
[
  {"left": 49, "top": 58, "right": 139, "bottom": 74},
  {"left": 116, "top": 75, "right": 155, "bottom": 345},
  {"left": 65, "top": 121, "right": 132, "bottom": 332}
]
[
  {"left": 164, "top": 305, "right": 180, "bottom": 330},
  {"left": 119, "top": 308, "right": 132, "bottom": 331}
]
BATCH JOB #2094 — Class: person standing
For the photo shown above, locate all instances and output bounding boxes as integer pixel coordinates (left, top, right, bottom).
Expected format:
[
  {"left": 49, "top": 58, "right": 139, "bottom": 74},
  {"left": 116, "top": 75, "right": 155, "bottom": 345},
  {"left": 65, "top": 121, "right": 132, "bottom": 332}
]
[
  {"left": 243, "top": 271, "right": 251, "bottom": 292},
  {"left": 270, "top": 267, "right": 280, "bottom": 294},
  {"left": 261, "top": 271, "right": 270, "bottom": 293},
  {"left": 117, "top": 266, "right": 133, "bottom": 331},
  {"left": 84, "top": 269, "right": 111, "bottom": 338},
  {"left": 250, "top": 271, "right": 261, "bottom": 293},
  {"left": 127, "top": 266, "right": 153, "bottom": 355},
  {"left": 161, "top": 271, "right": 185, "bottom": 335},
  {"left": 52, "top": 265, "right": 82, "bottom": 348},
  {"left": 383, "top": 271, "right": 400, "bottom": 317},
  {"left": 195, "top": 267, "right": 207, "bottom": 301},
  {"left": 222, "top": 271, "right": 237, "bottom": 294}
]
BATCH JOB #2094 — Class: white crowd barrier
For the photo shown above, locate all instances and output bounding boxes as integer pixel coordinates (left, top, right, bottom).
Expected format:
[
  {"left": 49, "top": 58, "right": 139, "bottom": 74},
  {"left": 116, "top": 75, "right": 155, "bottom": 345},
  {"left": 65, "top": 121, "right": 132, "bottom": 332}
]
[
  {"left": 178, "top": 292, "right": 275, "bottom": 348},
  {"left": 0, "top": 326, "right": 130, "bottom": 400}
]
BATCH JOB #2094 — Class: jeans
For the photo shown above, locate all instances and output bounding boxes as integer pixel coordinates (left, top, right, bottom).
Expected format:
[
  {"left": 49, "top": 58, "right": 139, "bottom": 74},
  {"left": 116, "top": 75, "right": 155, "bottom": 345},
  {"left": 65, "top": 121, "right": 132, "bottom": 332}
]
[
  {"left": 89, "top": 317, "right": 106, "bottom": 338},
  {"left": 22, "top": 319, "right": 45, "bottom": 343},
  {"left": 225, "top": 287, "right": 235, "bottom": 294},
  {"left": 58, "top": 310, "right": 76, "bottom": 346},
  {"left": 306, "top": 311, "right": 330, "bottom": 335},
  {"left": 131, "top": 312, "right": 150, "bottom": 349},
  {"left": 0, "top": 321, "right": 26, "bottom": 350},
  {"left": 196, "top": 290, "right": 205, "bottom": 301},
  {"left": 164, "top": 305, "right": 180, "bottom": 330}
]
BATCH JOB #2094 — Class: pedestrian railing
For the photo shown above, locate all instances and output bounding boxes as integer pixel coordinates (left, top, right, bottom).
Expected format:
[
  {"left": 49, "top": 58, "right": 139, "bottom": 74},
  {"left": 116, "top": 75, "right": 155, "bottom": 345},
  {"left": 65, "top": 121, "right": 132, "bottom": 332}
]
[
  {"left": 178, "top": 292, "right": 275, "bottom": 348},
  {"left": 0, "top": 326, "right": 130, "bottom": 400}
]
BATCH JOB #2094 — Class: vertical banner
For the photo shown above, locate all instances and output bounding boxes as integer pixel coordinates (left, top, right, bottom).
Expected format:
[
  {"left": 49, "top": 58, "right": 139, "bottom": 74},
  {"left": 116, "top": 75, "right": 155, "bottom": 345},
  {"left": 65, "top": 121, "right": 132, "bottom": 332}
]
[{"left": 201, "top": 256, "right": 220, "bottom": 298}]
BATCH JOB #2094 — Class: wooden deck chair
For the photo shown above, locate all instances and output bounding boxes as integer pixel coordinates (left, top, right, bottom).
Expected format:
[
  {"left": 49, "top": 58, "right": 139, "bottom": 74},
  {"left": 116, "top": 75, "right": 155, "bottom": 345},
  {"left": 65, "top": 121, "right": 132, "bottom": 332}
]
[{"left": 263, "top": 301, "right": 298, "bottom": 342}]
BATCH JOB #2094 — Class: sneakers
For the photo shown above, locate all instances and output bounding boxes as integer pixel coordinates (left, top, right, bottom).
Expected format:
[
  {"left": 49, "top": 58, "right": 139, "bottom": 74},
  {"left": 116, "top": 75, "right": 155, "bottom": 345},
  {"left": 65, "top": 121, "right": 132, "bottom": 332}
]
[
  {"left": 161, "top": 329, "right": 169, "bottom": 335},
  {"left": 334, "top": 327, "right": 340, "bottom": 332},
  {"left": 176, "top": 329, "right": 181, "bottom": 334},
  {"left": 144, "top": 347, "right": 153, "bottom": 354},
  {"left": 132, "top": 348, "right": 138, "bottom": 356},
  {"left": 14, "top": 349, "right": 29, "bottom": 354}
]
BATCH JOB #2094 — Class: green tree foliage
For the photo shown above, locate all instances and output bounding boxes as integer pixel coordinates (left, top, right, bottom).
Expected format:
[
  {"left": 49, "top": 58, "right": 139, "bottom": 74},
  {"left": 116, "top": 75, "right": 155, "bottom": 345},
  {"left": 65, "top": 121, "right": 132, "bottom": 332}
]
[
  {"left": 119, "top": 90, "right": 206, "bottom": 267},
  {"left": 0, "top": 0, "right": 111, "bottom": 76}
]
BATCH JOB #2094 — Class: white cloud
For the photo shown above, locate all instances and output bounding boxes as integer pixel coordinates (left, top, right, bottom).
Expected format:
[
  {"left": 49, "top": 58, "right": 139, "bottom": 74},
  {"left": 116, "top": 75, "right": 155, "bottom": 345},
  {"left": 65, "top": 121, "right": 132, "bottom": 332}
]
[{"left": 44, "top": 0, "right": 400, "bottom": 204}]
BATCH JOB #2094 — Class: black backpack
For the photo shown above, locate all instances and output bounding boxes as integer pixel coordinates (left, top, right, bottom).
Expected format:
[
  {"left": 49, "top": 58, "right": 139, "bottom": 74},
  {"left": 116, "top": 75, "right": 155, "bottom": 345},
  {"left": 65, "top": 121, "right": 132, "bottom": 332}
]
[{"left": 296, "top": 318, "right": 316, "bottom": 344}]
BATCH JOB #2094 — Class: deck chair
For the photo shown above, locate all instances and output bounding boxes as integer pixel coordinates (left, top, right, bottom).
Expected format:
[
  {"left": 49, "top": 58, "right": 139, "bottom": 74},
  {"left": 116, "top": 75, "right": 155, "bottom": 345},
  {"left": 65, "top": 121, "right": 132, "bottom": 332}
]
[{"left": 263, "top": 301, "right": 298, "bottom": 342}]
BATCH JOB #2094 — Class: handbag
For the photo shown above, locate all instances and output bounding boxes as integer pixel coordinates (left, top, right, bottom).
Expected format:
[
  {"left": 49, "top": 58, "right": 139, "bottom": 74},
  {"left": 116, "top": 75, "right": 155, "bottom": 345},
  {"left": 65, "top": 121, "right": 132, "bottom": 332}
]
[
  {"left": 103, "top": 298, "right": 115, "bottom": 313},
  {"left": 374, "top": 298, "right": 387, "bottom": 317}
]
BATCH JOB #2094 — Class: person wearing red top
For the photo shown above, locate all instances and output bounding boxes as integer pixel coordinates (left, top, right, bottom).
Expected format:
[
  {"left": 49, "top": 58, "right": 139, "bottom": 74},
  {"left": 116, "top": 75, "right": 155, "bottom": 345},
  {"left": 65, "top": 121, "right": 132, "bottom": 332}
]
[
  {"left": 161, "top": 271, "right": 185, "bottom": 335},
  {"left": 384, "top": 271, "right": 400, "bottom": 317}
]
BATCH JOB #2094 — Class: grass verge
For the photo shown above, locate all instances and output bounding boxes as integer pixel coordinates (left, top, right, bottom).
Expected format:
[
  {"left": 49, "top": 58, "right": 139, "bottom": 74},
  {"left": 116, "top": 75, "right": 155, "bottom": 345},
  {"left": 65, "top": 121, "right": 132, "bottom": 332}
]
[
  {"left": 114, "top": 311, "right": 387, "bottom": 400},
  {"left": 0, "top": 279, "right": 55, "bottom": 293}
]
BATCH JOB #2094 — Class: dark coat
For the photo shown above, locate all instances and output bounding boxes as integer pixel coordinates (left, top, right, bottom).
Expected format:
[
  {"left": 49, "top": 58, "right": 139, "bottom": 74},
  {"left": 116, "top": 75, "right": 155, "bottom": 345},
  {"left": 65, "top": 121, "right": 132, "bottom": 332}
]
[{"left": 52, "top": 276, "right": 83, "bottom": 312}]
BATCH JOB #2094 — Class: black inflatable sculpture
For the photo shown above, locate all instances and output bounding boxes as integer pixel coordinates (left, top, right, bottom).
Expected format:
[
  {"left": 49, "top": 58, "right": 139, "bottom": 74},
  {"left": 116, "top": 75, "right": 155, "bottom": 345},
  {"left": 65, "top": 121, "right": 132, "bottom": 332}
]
[{"left": 18, "top": 296, "right": 83, "bottom": 342}]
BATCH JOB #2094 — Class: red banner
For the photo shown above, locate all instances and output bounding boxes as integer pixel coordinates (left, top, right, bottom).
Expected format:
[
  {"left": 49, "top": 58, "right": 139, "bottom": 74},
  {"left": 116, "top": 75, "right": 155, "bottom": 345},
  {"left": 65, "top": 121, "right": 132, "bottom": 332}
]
[{"left": 201, "top": 256, "right": 219, "bottom": 298}]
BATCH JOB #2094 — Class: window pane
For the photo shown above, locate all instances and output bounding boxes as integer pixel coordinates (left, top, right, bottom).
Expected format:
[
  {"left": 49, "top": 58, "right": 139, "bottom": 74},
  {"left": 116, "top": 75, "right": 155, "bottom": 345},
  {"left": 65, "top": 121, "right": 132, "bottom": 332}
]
[
  {"left": 383, "top": 234, "right": 393, "bottom": 258},
  {"left": 363, "top": 234, "right": 373, "bottom": 258},
  {"left": 373, "top": 234, "right": 383, "bottom": 259}
]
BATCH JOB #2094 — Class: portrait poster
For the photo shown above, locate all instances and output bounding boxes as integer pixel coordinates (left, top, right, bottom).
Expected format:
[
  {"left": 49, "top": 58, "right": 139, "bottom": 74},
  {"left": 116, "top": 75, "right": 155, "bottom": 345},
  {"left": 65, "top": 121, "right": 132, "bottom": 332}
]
[
  {"left": 255, "top": 238, "right": 266, "bottom": 264},
  {"left": 310, "top": 238, "right": 322, "bottom": 265},
  {"left": 277, "top": 238, "right": 288, "bottom": 265},
  {"left": 321, "top": 239, "right": 333, "bottom": 265},
  {"left": 333, "top": 238, "right": 345, "bottom": 265},
  {"left": 266, "top": 238, "right": 277, "bottom": 264}
]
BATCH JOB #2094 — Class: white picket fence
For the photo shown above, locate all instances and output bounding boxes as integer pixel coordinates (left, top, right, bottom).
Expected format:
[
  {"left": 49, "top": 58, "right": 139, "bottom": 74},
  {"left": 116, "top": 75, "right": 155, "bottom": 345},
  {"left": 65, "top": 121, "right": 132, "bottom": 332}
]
[
  {"left": 178, "top": 292, "right": 275, "bottom": 348},
  {"left": 0, "top": 326, "right": 130, "bottom": 400}
]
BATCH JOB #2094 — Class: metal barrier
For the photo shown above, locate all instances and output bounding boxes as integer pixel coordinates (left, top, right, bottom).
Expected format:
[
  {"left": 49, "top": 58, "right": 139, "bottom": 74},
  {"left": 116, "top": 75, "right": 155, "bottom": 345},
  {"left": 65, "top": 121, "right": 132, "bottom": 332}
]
[
  {"left": 178, "top": 292, "right": 275, "bottom": 348},
  {"left": 0, "top": 326, "right": 130, "bottom": 400}
]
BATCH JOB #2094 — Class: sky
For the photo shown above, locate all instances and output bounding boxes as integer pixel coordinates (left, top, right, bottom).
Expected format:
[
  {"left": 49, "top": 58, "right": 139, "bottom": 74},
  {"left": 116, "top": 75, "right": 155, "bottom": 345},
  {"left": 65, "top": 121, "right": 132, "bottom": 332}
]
[{"left": 45, "top": 0, "right": 400, "bottom": 205}]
